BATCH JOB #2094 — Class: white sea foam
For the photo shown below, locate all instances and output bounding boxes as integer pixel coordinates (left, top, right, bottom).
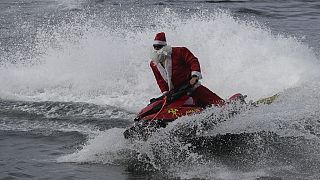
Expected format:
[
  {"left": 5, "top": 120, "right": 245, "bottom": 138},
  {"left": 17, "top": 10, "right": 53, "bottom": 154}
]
[
  {"left": 57, "top": 128, "right": 131, "bottom": 164},
  {"left": 0, "top": 10, "right": 319, "bottom": 113}
]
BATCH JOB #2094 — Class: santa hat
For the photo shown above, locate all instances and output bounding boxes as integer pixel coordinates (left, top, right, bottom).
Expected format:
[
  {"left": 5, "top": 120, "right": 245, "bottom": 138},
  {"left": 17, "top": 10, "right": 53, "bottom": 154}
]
[{"left": 153, "top": 32, "right": 167, "bottom": 46}]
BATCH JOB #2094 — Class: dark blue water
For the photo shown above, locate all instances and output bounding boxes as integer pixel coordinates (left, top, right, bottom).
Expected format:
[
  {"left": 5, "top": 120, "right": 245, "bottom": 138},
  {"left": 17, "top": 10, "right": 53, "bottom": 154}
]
[{"left": 1, "top": 0, "right": 320, "bottom": 179}]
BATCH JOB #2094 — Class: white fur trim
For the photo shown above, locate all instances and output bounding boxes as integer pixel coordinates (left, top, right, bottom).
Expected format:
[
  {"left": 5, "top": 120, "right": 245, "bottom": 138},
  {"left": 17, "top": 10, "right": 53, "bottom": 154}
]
[
  {"left": 156, "top": 63, "right": 168, "bottom": 83},
  {"left": 153, "top": 40, "right": 167, "bottom": 45},
  {"left": 162, "top": 91, "right": 168, "bottom": 95},
  {"left": 191, "top": 71, "right": 202, "bottom": 79},
  {"left": 164, "top": 55, "right": 174, "bottom": 91}
]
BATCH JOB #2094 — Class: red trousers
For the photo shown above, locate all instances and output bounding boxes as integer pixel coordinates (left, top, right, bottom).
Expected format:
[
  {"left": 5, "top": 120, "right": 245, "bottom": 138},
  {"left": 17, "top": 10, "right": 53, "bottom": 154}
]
[{"left": 190, "top": 85, "right": 225, "bottom": 107}]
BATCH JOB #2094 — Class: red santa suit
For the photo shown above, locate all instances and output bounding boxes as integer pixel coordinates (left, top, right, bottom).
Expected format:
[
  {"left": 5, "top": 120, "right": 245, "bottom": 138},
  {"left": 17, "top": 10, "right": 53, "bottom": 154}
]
[{"left": 150, "top": 45, "right": 225, "bottom": 107}]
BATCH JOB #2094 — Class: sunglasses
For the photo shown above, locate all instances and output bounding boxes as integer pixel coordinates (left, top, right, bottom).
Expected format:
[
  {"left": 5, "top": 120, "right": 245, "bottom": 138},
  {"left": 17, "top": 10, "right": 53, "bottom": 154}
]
[{"left": 153, "top": 44, "right": 165, "bottom": 50}]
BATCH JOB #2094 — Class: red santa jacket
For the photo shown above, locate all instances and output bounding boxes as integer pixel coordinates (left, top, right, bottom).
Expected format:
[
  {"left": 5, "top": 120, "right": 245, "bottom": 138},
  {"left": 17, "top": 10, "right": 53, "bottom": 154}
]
[{"left": 150, "top": 47, "right": 202, "bottom": 93}]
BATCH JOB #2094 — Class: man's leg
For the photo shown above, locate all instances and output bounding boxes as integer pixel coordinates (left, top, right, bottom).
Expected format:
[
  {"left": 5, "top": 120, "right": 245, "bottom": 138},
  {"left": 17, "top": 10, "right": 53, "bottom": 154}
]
[{"left": 190, "top": 85, "right": 225, "bottom": 107}]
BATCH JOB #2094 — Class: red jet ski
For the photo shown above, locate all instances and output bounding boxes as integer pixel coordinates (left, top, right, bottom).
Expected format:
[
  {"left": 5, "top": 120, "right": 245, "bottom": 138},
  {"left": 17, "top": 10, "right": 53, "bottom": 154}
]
[{"left": 123, "top": 84, "right": 246, "bottom": 140}]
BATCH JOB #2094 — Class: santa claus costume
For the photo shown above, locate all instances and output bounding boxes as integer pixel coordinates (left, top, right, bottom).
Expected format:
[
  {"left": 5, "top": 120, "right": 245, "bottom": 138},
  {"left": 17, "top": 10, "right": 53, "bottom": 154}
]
[{"left": 150, "top": 32, "right": 225, "bottom": 107}]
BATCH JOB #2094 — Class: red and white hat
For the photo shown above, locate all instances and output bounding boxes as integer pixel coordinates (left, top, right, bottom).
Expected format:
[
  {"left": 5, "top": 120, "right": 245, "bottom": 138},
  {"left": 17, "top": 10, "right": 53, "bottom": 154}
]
[{"left": 153, "top": 32, "right": 167, "bottom": 46}]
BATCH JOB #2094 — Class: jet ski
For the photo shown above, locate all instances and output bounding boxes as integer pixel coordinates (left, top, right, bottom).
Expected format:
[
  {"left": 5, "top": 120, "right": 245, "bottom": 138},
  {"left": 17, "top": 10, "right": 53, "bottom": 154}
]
[{"left": 123, "top": 83, "right": 248, "bottom": 140}]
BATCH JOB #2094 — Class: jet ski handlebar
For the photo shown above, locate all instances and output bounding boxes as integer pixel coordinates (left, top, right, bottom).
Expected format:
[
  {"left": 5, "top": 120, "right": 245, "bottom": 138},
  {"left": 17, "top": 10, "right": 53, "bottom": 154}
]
[{"left": 149, "top": 83, "right": 194, "bottom": 104}]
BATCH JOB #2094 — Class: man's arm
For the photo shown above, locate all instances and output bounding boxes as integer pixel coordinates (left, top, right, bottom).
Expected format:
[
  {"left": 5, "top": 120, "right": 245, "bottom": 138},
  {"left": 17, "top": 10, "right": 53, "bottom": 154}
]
[
  {"left": 181, "top": 47, "right": 202, "bottom": 79},
  {"left": 150, "top": 61, "right": 169, "bottom": 93}
]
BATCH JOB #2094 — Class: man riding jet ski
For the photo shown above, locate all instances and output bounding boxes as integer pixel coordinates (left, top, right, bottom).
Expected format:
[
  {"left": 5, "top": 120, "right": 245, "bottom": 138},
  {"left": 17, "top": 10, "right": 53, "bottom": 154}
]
[
  {"left": 124, "top": 32, "right": 247, "bottom": 140},
  {"left": 149, "top": 32, "right": 225, "bottom": 108}
]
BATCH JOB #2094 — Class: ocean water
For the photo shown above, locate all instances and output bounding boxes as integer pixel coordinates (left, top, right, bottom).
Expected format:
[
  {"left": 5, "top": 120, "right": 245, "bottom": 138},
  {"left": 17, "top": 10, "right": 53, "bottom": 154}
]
[{"left": 1, "top": 0, "right": 320, "bottom": 179}]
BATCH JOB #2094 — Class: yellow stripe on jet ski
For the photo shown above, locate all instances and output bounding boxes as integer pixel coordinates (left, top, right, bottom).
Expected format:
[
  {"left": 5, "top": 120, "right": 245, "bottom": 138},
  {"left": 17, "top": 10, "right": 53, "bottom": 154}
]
[{"left": 255, "top": 94, "right": 279, "bottom": 105}]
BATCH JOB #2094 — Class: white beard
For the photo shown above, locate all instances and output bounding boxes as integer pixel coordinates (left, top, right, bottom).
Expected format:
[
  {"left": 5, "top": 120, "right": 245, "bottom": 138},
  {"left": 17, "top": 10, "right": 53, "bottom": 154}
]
[{"left": 150, "top": 45, "right": 172, "bottom": 63}]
